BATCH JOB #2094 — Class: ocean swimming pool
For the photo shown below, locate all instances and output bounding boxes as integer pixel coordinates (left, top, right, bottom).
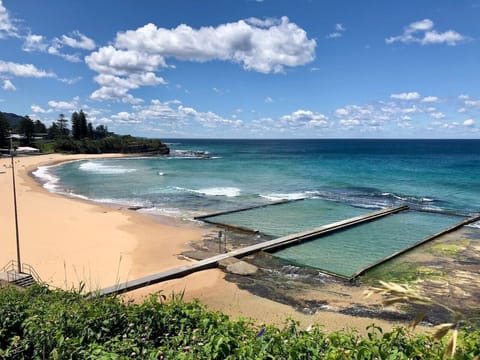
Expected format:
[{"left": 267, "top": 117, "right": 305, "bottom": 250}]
[{"left": 202, "top": 200, "right": 466, "bottom": 277}]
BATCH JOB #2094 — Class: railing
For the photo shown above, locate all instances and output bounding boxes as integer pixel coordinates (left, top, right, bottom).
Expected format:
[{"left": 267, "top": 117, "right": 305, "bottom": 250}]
[{"left": 0, "top": 260, "right": 43, "bottom": 284}]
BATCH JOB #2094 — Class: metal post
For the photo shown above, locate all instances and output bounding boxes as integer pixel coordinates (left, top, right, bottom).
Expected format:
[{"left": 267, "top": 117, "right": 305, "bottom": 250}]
[
  {"left": 10, "top": 135, "right": 21, "bottom": 273},
  {"left": 223, "top": 229, "right": 227, "bottom": 253},
  {"left": 218, "top": 231, "right": 223, "bottom": 253}
]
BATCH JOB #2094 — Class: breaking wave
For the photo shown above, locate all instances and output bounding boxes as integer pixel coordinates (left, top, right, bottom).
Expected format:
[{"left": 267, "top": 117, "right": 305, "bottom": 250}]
[{"left": 79, "top": 161, "right": 137, "bottom": 174}]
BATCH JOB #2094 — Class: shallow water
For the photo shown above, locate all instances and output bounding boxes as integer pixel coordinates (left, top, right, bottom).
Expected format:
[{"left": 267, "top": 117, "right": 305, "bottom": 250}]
[{"left": 273, "top": 211, "right": 465, "bottom": 277}]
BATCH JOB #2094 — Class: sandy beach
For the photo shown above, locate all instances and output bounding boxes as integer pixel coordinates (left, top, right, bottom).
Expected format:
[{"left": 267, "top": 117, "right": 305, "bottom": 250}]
[{"left": 0, "top": 153, "right": 415, "bottom": 333}]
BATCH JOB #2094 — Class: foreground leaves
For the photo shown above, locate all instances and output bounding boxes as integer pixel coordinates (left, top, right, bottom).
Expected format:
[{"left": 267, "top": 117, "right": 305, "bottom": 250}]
[
  {"left": 366, "top": 281, "right": 479, "bottom": 359},
  {"left": 0, "top": 285, "right": 478, "bottom": 359}
]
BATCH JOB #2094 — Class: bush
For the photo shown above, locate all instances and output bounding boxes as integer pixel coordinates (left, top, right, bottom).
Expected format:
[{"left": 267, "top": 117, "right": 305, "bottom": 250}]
[
  {"left": 0, "top": 285, "right": 478, "bottom": 359},
  {"left": 53, "top": 135, "right": 169, "bottom": 155}
]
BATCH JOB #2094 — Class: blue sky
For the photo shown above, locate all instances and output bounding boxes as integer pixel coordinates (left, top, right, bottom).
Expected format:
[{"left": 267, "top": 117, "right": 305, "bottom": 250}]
[{"left": 0, "top": 0, "right": 479, "bottom": 138}]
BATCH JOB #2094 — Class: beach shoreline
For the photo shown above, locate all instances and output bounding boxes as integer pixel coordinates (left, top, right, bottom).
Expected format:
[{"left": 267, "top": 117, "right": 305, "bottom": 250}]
[{"left": 0, "top": 153, "right": 429, "bottom": 333}]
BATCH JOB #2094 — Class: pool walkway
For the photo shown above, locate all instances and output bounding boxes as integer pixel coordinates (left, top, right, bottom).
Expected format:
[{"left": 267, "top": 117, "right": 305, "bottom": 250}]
[{"left": 97, "top": 205, "right": 408, "bottom": 296}]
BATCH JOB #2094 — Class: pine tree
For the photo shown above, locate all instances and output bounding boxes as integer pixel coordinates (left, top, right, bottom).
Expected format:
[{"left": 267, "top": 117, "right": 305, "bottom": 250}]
[
  {"left": 79, "top": 110, "right": 88, "bottom": 139},
  {"left": 87, "top": 122, "right": 94, "bottom": 139},
  {"left": 71, "top": 111, "right": 80, "bottom": 139},
  {"left": 57, "top": 114, "right": 69, "bottom": 137}
]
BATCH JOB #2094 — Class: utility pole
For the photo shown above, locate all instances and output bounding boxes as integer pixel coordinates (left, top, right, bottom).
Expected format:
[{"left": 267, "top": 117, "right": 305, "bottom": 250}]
[{"left": 10, "top": 132, "right": 21, "bottom": 273}]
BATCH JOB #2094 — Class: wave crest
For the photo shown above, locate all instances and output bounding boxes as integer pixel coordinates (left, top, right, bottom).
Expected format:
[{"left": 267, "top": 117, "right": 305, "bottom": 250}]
[
  {"left": 32, "top": 166, "right": 60, "bottom": 191},
  {"left": 79, "top": 161, "right": 137, "bottom": 174},
  {"left": 175, "top": 186, "right": 241, "bottom": 197}
]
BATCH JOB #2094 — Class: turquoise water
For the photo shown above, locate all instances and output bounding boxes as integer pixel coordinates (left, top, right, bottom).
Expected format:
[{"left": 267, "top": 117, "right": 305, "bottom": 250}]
[
  {"left": 206, "top": 198, "right": 368, "bottom": 237},
  {"left": 33, "top": 139, "right": 479, "bottom": 272},
  {"left": 36, "top": 139, "right": 480, "bottom": 218},
  {"left": 273, "top": 211, "right": 464, "bottom": 277}
]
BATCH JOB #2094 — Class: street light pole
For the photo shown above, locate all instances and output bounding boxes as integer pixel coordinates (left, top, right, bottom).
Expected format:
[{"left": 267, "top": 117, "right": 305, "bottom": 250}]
[{"left": 10, "top": 133, "right": 21, "bottom": 273}]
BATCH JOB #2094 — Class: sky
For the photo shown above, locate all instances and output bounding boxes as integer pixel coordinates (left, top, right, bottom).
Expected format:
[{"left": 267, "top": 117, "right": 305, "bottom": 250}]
[{"left": 0, "top": 0, "right": 479, "bottom": 139}]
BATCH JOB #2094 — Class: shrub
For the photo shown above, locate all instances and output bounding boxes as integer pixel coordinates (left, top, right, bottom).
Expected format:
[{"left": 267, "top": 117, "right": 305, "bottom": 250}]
[{"left": 0, "top": 285, "right": 478, "bottom": 359}]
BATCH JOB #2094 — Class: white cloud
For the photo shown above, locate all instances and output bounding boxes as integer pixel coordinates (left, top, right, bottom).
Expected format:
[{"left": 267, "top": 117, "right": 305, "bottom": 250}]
[
  {"left": 86, "top": 17, "right": 315, "bottom": 102},
  {"left": 0, "top": 60, "right": 56, "bottom": 78},
  {"left": 401, "top": 105, "right": 420, "bottom": 114},
  {"left": 48, "top": 100, "right": 77, "bottom": 111},
  {"left": 431, "top": 112, "right": 446, "bottom": 119},
  {"left": 90, "top": 72, "right": 166, "bottom": 102},
  {"left": 111, "top": 111, "right": 141, "bottom": 124},
  {"left": 2, "top": 79, "right": 16, "bottom": 91},
  {"left": 86, "top": 46, "right": 167, "bottom": 76},
  {"left": 264, "top": 96, "right": 274, "bottom": 103},
  {"left": 31, "top": 104, "right": 46, "bottom": 113},
  {"left": 339, "top": 119, "right": 361, "bottom": 127},
  {"left": 464, "top": 99, "right": 480, "bottom": 107},
  {"left": 326, "top": 32, "right": 342, "bottom": 39},
  {"left": 463, "top": 119, "right": 475, "bottom": 127},
  {"left": 112, "top": 17, "right": 316, "bottom": 74},
  {"left": 58, "top": 76, "right": 82, "bottom": 85},
  {"left": 407, "top": 19, "right": 434, "bottom": 32},
  {"left": 390, "top": 92, "right": 421, "bottom": 100},
  {"left": 280, "top": 109, "right": 329, "bottom": 128},
  {"left": 326, "top": 23, "right": 346, "bottom": 39},
  {"left": 386, "top": 19, "right": 466, "bottom": 46},
  {"left": 422, "top": 30, "right": 465, "bottom": 46},
  {"left": 22, "top": 34, "right": 49, "bottom": 52},
  {"left": 47, "top": 44, "right": 82, "bottom": 63},
  {"left": 421, "top": 96, "right": 439, "bottom": 103},
  {"left": 22, "top": 30, "right": 93, "bottom": 63},
  {"left": 0, "top": 0, "right": 18, "bottom": 38},
  {"left": 105, "top": 99, "right": 243, "bottom": 131},
  {"left": 61, "top": 30, "right": 96, "bottom": 50}
]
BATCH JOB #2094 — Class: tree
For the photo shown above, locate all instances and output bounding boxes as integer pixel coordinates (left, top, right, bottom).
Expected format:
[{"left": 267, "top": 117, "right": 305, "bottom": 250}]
[
  {"left": 56, "top": 114, "right": 69, "bottom": 137},
  {"left": 0, "top": 114, "right": 10, "bottom": 149},
  {"left": 79, "top": 110, "right": 88, "bottom": 139},
  {"left": 95, "top": 124, "right": 108, "bottom": 139},
  {"left": 71, "top": 111, "right": 80, "bottom": 139},
  {"left": 18, "top": 116, "right": 35, "bottom": 146},
  {"left": 47, "top": 122, "right": 61, "bottom": 140},
  {"left": 71, "top": 110, "right": 88, "bottom": 139},
  {"left": 87, "top": 122, "right": 94, "bottom": 139},
  {"left": 33, "top": 120, "right": 47, "bottom": 134}
]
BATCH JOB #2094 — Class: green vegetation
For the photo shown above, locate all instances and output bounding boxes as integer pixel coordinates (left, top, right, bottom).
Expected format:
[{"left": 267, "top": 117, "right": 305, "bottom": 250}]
[
  {"left": 364, "top": 261, "right": 446, "bottom": 284},
  {"left": 429, "top": 241, "right": 470, "bottom": 257},
  {"left": 0, "top": 113, "right": 9, "bottom": 149},
  {"left": 0, "top": 285, "right": 478, "bottom": 359},
  {"left": 0, "top": 110, "right": 169, "bottom": 155}
]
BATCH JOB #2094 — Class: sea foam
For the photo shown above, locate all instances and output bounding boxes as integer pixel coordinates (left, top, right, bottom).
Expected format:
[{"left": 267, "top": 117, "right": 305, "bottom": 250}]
[
  {"left": 195, "top": 187, "right": 241, "bottom": 197},
  {"left": 467, "top": 221, "right": 480, "bottom": 229},
  {"left": 260, "top": 191, "right": 316, "bottom": 201},
  {"left": 32, "top": 166, "right": 60, "bottom": 191},
  {"left": 79, "top": 161, "right": 136, "bottom": 174}
]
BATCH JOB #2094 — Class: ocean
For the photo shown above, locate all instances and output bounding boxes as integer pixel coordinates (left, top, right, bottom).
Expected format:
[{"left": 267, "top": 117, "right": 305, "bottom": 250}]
[
  {"left": 33, "top": 139, "right": 480, "bottom": 276},
  {"left": 35, "top": 139, "right": 480, "bottom": 216}
]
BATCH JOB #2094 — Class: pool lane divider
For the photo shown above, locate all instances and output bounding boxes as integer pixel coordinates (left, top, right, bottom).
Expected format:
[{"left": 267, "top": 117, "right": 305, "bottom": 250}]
[
  {"left": 96, "top": 205, "right": 408, "bottom": 297},
  {"left": 194, "top": 198, "right": 306, "bottom": 221}
]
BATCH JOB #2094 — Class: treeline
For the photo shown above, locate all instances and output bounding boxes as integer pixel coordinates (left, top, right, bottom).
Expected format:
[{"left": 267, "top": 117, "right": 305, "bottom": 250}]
[
  {"left": 0, "top": 285, "right": 478, "bottom": 359},
  {"left": 0, "top": 111, "right": 169, "bottom": 155}
]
